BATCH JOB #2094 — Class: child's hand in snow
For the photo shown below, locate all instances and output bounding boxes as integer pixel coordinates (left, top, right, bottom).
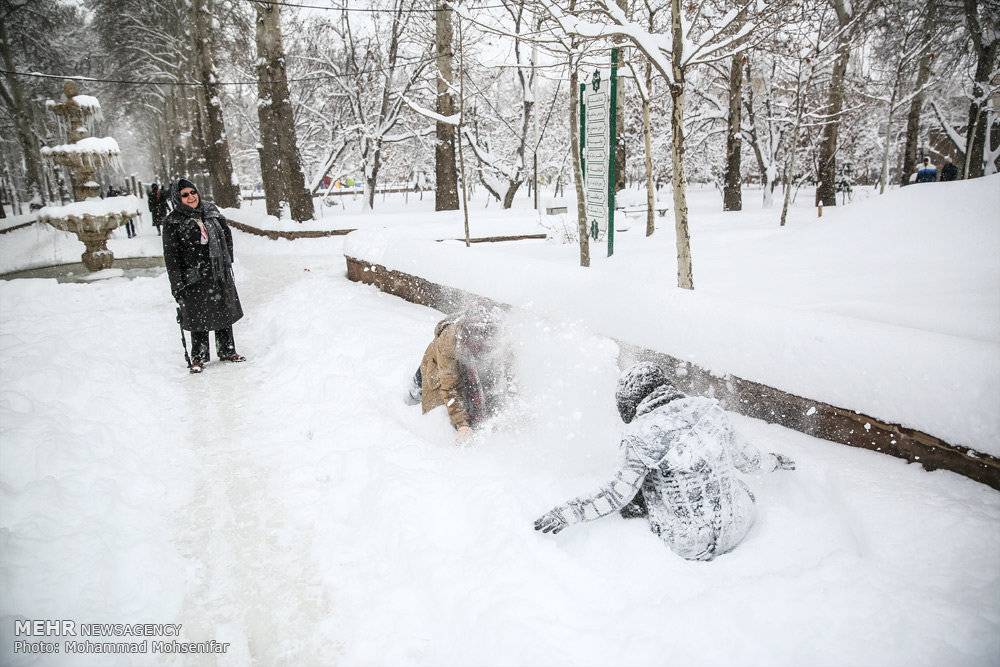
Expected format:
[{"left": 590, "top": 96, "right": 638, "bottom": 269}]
[{"left": 534, "top": 507, "right": 569, "bottom": 534}]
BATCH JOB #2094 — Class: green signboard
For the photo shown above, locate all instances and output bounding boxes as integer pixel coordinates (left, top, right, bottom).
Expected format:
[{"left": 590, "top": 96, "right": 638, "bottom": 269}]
[{"left": 580, "top": 48, "right": 618, "bottom": 257}]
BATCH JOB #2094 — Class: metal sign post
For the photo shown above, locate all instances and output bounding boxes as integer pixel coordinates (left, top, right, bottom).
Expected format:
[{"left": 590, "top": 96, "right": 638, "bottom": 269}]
[
  {"left": 579, "top": 82, "right": 586, "bottom": 192},
  {"left": 579, "top": 48, "right": 618, "bottom": 257},
  {"left": 607, "top": 47, "right": 618, "bottom": 257}
]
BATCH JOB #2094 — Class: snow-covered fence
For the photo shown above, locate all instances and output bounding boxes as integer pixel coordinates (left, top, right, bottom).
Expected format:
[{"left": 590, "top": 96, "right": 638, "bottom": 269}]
[
  {"left": 0, "top": 220, "right": 38, "bottom": 235},
  {"left": 344, "top": 255, "right": 1000, "bottom": 492},
  {"left": 226, "top": 217, "right": 545, "bottom": 244},
  {"left": 226, "top": 218, "right": 356, "bottom": 240}
]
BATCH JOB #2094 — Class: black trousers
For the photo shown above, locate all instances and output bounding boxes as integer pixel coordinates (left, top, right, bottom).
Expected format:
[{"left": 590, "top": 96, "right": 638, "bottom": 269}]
[
  {"left": 125, "top": 219, "right": 136, "bottom": 237},
  {"left": 191, "top": 327, "right": 236, "bottom": 360}
]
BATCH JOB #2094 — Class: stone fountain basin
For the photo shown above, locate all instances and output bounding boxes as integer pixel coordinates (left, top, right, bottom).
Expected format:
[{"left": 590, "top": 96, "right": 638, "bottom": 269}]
[
  {"left": 41, "top": 136, "right": 121, "bottom": 160},
  {"left": 38, "top": 196, "right": 141, "bottom": 234},
  {"left": 1, "top": 257, "right": 165, "bottom": 283}
]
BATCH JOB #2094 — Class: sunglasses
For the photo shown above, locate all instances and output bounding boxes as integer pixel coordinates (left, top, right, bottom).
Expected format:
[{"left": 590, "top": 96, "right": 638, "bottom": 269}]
[{"left": 180, "top": 189, "right": 198, "bottom": 199}]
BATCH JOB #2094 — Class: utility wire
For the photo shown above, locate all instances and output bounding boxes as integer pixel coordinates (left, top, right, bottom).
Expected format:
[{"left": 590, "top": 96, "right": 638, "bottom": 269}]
[
  {"left": 242, "top": 0, "right": 504, "bottom": 12},
  {"left": 0, "top": 55, "right": 439, "bottom": 87}
]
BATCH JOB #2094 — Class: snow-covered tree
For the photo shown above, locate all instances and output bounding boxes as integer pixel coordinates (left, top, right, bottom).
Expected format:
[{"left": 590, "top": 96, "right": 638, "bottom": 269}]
[
  {"left": 324, "top": 3, "right": 433, "bottom": 209},
  {"left": 255, "top": 1, "right": 314, "bottom": 221},
  {"left": 540, "top": 0, "right": 778, "bottom": 288}
]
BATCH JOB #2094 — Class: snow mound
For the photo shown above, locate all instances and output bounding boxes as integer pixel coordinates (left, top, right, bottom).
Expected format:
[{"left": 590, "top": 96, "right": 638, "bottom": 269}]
[
  {"left": 41, "top": 136, "right": 120, "bottom": 156},
  {"left": 38, "top": 196, "right": 141, "bottom": 221}
]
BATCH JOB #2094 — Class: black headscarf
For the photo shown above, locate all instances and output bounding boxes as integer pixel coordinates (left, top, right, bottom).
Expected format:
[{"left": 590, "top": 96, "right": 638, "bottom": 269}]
[
  {"left": 170, "top": 178, "right": 200, "bottom": 212},
  {"left": 169, "top": 178, "right": 232, "bottom": 283}
]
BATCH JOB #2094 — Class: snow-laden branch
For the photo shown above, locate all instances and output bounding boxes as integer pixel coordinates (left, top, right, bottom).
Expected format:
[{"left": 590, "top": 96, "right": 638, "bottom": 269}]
[
  {"left": 929, "top": 101, "right": 967, "bottom": 154},
  {"left": 682, "top": 4, "right": 759, "bottom": 67},
  {"left": 402, "top": 96, "right": 460, "bottom": 126},
  {"left": 382, "top": 125, "right": 436, "bottom": 143},
  {"left": 533, "top": 0, "right": 677, "bottom": 86},
  {"left": 460, "top": 125, "right": 519, "bottom": 183},
  {"left": 624, "top": 59, "right": 649, "bottom": 102}
]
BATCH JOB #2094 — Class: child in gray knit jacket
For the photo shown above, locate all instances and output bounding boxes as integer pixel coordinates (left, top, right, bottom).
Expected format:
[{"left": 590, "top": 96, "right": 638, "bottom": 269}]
[{"left": 534, "top": 363, "right": 794, "bottom": 561}]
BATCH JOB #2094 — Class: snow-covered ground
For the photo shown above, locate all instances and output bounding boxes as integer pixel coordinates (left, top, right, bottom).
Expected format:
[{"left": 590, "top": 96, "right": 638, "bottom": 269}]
[{"left": 1, "top": 230, "right": 998, "bottom": 666}]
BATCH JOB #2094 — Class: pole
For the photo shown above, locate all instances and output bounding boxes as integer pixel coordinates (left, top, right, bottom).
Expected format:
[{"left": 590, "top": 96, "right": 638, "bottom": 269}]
[
  {"left": 533, "top": 152, "right": 538, "bottom": 210},
  {"left": 177, "top": 307, "right": 192, "bottom": 370},
  {"left": 579, "top": 83, "right": 586, "bottom": 193},
  {"left": 607, "top": 47, "right": 619, "bottom": 257},
  {"left": 532, "top": 28, "right": 540, "bottom": 212},
  {"left": 458, "top": 15, "right": 471, "bottom": 247}
]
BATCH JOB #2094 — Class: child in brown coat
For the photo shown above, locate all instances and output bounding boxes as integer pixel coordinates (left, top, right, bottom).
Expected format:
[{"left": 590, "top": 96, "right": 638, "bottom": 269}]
[{"left": 406, "top": 305, "right": 510, "bottom": 443}]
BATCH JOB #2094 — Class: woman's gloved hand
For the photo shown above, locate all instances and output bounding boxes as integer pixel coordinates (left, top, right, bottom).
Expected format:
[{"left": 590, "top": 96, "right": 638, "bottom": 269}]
[{"left": 772, "top": 453, "right": 796, "bottom": 470}]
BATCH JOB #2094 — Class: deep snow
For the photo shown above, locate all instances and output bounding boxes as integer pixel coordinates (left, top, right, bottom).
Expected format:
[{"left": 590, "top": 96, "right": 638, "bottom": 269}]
[{"left": 1, "top": 233, "right": 998, "bottom": 666}]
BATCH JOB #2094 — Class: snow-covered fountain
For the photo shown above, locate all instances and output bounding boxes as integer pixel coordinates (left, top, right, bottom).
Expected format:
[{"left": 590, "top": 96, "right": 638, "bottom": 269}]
[{"left": 36, "top": 81, "right": 140, "bottom": 272}]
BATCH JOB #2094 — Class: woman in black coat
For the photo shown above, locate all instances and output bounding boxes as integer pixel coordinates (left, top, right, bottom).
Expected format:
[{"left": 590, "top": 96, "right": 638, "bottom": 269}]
[{"left": 162, "top": 178, "right": 246, "bottom": 373}]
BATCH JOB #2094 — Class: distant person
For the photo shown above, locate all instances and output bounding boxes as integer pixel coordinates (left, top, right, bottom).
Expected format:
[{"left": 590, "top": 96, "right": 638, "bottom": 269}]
[
  {"left": 148, "top": 183, "right": 169, "bottom": 236},
  {"left": 405, "top": 305, "right": 512, "bottom": 443},
  {"left": 940, "top": 158, "right": 959, "bottom": 182},
  {"left": 915, "top": 157, "right": 938, "bottom": 184},
  {"left": 108, "top": 185, "right": 137, "bottom": 238},
  {"left": 534, "top": 363, "right": 795, "bottom": 561},
  {"left": 162, "top": 178, "right": 245, "bottom": 374}
]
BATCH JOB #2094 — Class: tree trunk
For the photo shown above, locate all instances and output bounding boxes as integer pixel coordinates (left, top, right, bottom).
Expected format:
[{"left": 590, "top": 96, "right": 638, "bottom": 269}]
[
  {"left": 743, "top": 59, "right": 776, "bottom": 207},
  {"left": 963, "top": 0, "right": 999, "bottom": 179},
  {"left": 366, "top": 144, "right": 382, "bottom": 210},
  {"left": 154, "top": 119, "right": 170, "bottom": 183},
  {"left": 779, "top": 119, "right": 801, "bottom": 227},
  {"left": 816, "top": 0, "right": 852, "bottom": 206},
  {"left": 570, "top": 66, "right": 590, "bottom": 267},
  {"left": 255, "top": 27, "right": 284, "bottom": 218},
  {"left": 878, "top": 102, "right": 896, "bottom": 194},
  {"left": 190, "top": 91, "right": 211, "bottom": 196},
  {"left": 193, "top": 0, "right": 240, "bottom": 208},
  {"left": 510, "top": 11, "right": 533, "bottom": 211},
  {"left": 0, "top": 22, "right": 44, "bottom": 202},
  {"left": 642, "top": 60, "right": 655, "bottom": 236},
  {"left": 963, "top": 66, "right": 994, "bottom": 179},
  {"left": 670, "top": 0, "right": 693, "bottom": 289},
  {"left": 879, "top": 57, "right": 905, "bottom": 194},
  {"left": 502, "top": 181, "right": 523, "bottom": 209},
  {"left": 256, "top": 2, "right": 313, "bottom": 221},
  {"left": 256, "top": 141, "right": 283, "bottom": 217},
  {"left": 722, "top": 53, "right": 744, "bottom": 211},
  {"left": 780, "top": 61, "right": 807, "bottom": 227},
  {"left": 816, "top": 38, "right": 849, "bottom": 206},
  {"left": 670, "top": 84, "right": 693, "bottom": 289},
  {"left": 901, "top": 0, "right": 938, "bottom": 185},
  {"left": 435, "top": 0, "right": 459, "bottom": 211},
  {"left": 169, "top": 91, "right": 186, "bottom": 180}
]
